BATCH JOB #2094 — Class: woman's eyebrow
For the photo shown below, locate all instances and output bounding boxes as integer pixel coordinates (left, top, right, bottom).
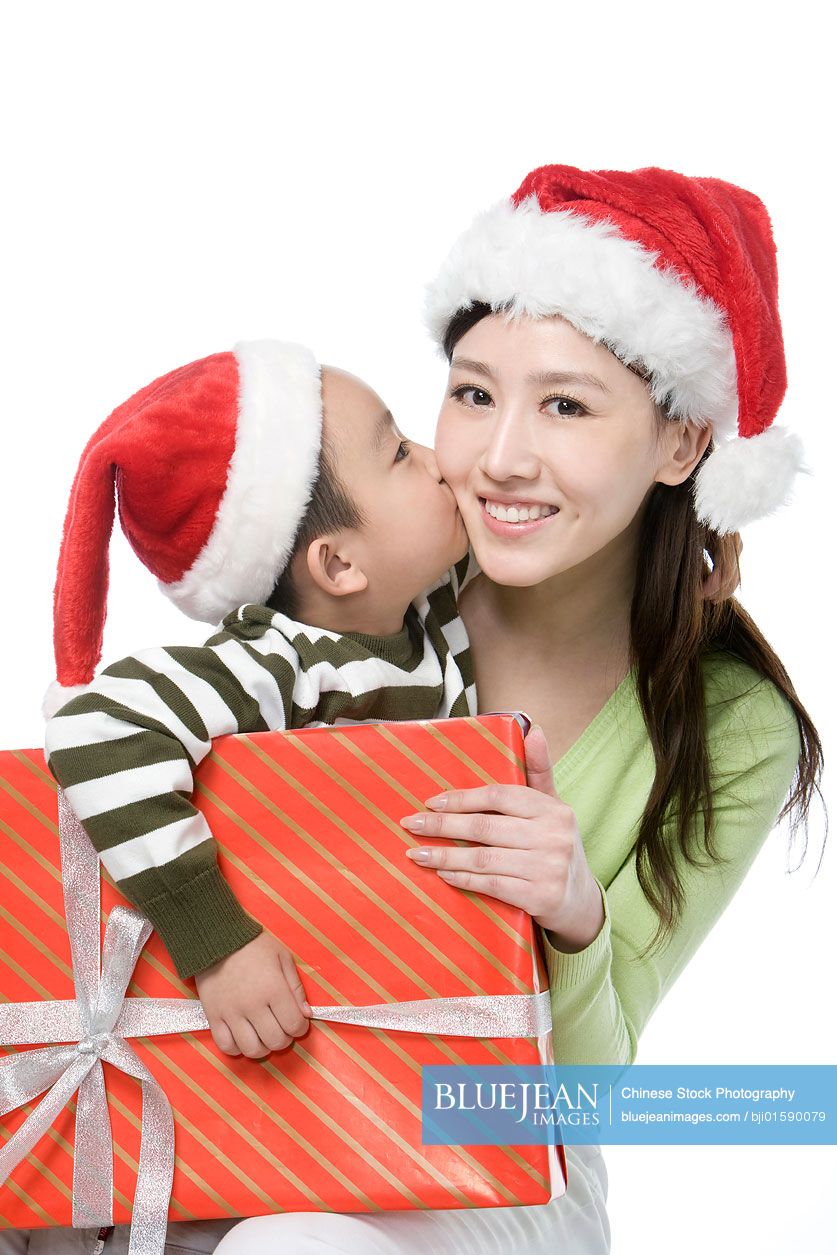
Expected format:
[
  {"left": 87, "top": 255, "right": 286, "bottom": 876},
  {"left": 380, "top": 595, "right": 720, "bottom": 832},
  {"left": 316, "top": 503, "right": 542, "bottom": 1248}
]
[{"left": 451, "top": 356, "right": 612, "bottom": 394}]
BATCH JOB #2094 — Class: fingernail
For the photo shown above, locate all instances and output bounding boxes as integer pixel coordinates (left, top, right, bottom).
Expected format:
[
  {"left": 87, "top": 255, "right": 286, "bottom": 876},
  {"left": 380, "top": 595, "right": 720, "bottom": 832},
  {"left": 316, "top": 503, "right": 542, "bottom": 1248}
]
[
  {"left": 407, "top": 848, "right": 431, "bottom": 862},
  {"left": 425, "top": 795, "right": 447, "bottom": 808},
  {"left": 400, "top": 814, "right": 425, "bottom": 830}
]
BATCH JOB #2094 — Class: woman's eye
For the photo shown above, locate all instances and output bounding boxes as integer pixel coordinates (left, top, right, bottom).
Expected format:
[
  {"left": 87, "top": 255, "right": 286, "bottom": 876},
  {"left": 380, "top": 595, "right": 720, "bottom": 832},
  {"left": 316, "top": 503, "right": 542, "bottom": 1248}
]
[
  {"left": 545, "top": 396, "right": 586, "bottom": 418},
  {"left": 395, "top": 439, "right": 412, "bottom": 463},
  {"left": 449, "top": 384, "right": 493, "bottom": 407}
]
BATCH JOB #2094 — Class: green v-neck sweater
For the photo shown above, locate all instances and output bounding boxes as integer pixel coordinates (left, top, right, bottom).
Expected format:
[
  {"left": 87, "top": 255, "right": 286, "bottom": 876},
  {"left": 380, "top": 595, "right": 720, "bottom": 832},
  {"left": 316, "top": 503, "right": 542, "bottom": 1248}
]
[{"left": 539, "top": 651, "right": 801, "bottom": 1066}]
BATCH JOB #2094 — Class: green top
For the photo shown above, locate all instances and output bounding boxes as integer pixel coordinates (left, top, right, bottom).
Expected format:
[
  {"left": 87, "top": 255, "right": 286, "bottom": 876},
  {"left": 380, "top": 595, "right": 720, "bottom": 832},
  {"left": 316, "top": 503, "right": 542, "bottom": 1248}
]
[{"left": 539, "top": 650, "right": 801, "bottom": 1066}]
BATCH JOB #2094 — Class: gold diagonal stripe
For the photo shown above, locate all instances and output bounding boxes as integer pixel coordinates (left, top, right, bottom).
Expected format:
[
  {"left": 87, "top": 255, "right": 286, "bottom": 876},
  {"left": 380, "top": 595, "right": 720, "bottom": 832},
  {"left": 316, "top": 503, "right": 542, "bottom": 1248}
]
[
  {"left": 0, "top": 1119, "right": 73, "bottom": 1206},
  {"left": 423, "top": 720, "right": 520, "bottom": 781},
  {"left": 204, "top": 797, "right": 528, "bottom": 1067},
  {"left": 0, "top": 864, "right": 68, "bottom": 932},
  {"left": 457, "top": 717, "right": 527, "bottom": 770},
  {"left": 0, "top": 816, "right": 63, "bottom": 884},
  {"left": 0, "top": 775, "right": 57, "bottom": 835},
  {"left": 311, "top": 1018, "right": 549, "bottom": 1197},
  {"left": 326, "top": 727, "right": 527, "bottom": 947},
  {"left": 0, "top": 944, "right": 60, "bottom": 1000},
  {"left": 0, "top": 907, "right": 72, "bottom": 985},
  {"left": 208, "top": 752, "right": 524, "bottom": 994},
  {"left": 368, "top": 718, "right": 523, "bottom": 785},
  {"left": 230, "top": 736, "right": 526, "bottom": 989},
  {"left": 0, "top": 1177, "right": 60, "bottom": 1225},
  {"left": 10, "top": 751, "right": 58, "bottom": 792}
]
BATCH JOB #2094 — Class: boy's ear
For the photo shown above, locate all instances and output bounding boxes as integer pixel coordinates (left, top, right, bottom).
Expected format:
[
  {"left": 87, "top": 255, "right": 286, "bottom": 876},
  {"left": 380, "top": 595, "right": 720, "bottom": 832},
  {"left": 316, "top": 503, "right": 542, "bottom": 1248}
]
[{"left": 304, "top": 535, "right": 369, "bottom": 597}]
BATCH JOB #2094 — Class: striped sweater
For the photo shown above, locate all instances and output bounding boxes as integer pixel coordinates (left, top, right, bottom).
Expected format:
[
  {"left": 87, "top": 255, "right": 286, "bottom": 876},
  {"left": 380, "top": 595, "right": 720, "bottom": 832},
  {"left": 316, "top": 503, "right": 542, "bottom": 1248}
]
[{"left": 44, "top": 547, "right": 480, "bottom": 979}]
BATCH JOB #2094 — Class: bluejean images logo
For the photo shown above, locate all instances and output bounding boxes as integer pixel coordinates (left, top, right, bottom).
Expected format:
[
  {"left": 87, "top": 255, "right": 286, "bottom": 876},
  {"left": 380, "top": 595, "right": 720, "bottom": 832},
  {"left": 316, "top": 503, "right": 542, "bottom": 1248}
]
[{"left": 421, "top": 1065, "right": 837, "bottom": 1146}]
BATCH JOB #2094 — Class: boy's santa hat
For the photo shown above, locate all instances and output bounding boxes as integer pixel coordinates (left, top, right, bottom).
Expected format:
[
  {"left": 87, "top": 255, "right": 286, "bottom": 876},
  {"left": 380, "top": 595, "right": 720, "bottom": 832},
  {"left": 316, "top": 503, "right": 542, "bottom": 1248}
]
[
  {"left": 423, "top": 163, "right": 809, "bottom": 535},
  {"left": 43, "top": 340, "right": 323, "bottom": 719}
]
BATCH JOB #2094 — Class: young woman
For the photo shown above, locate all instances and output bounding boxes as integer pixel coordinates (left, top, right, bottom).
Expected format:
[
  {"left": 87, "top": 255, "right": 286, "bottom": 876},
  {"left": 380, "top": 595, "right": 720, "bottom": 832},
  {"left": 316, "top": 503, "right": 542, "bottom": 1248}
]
[{"left": 209, "top": 165, "right": 825, "bottom": 1254}]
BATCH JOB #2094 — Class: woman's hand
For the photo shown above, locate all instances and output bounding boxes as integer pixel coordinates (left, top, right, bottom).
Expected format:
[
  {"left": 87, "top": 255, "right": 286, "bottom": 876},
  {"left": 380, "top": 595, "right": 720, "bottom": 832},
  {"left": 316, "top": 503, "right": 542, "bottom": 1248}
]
[{"left": 399, "top": 725, "right": 605, "bottom": 953}]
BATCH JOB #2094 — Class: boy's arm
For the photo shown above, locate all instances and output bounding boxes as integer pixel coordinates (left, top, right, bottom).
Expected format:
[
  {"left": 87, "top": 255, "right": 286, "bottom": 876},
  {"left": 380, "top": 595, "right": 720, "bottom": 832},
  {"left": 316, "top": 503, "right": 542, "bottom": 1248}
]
[{"left": 44, "top": 619, "right": 301, "bottom": 979}]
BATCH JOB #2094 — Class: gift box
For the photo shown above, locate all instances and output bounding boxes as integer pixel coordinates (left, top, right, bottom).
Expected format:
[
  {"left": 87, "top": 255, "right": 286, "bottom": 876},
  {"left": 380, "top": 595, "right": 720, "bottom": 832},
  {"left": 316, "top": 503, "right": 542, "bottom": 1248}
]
[{"left": 1, "top": 712, "right": 566, "bottom": 1242}]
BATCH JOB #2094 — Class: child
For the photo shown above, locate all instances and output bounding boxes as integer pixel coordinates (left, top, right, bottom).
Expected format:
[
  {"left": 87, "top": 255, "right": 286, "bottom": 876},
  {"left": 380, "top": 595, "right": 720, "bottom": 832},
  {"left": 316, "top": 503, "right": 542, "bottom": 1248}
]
[{"left": 42, "top": 338, "right": 479, "bottom": 1063}]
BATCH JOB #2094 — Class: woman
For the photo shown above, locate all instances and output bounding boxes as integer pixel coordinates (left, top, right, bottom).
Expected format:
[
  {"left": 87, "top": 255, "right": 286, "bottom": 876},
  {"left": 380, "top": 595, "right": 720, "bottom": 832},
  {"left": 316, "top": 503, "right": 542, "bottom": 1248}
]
[{"left": 210, "top": 166, "right": 824, "bottom": 1252}]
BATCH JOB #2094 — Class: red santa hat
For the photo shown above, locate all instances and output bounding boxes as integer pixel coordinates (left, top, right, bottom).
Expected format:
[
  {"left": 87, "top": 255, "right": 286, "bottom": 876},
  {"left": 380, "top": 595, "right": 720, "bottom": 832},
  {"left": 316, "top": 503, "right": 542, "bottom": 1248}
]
[
  {"left": 423, "top": 163, "right": 809, "bottom": 535},
  {"left": 43, "top": 339, "right": 323, "bottom": 719}
]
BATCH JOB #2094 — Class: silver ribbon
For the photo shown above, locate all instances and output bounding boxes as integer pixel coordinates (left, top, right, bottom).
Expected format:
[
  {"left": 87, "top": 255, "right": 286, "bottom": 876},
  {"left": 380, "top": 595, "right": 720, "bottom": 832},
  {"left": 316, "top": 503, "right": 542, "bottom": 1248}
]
[{"left": 0, "top": 789, "right": 552, "bottom": 1253}]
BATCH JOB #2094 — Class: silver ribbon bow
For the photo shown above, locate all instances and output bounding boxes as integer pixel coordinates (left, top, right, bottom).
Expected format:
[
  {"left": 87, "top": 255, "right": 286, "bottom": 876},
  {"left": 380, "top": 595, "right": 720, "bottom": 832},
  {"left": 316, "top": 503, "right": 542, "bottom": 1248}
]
[{"left": 0, "top": 788, "right": 551, "bottom": 1253}]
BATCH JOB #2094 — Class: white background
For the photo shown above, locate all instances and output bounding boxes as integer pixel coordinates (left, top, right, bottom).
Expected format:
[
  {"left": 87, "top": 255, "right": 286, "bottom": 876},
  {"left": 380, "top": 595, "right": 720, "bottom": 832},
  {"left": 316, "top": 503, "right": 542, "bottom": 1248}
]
[{"left": 1, "top": 3, "right": 834, "bottom": 1250}]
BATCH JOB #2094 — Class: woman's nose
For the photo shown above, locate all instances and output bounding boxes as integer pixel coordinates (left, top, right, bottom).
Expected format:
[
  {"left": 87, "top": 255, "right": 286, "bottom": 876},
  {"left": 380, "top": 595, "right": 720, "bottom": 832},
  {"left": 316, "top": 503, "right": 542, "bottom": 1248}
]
[{"left": 479, "top": 408, "right": 541, "bottom": 482}]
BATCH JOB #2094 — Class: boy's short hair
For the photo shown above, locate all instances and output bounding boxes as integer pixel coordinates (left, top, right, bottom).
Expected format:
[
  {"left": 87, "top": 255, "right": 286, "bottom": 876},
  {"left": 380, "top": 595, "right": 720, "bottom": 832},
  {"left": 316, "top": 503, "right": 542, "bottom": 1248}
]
[{"left": 265, "top": 434, "right": 367, "bottom": 620}]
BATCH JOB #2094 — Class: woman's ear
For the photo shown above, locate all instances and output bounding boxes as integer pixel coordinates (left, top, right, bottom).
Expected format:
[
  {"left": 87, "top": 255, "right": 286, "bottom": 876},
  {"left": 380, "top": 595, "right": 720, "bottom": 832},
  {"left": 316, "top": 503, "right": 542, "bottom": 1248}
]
[
  {"left": 655, "top": 419, "right": 713, "bottom": 487},
  {"left": 305, "top": 535, "right": 369, "bottom": 597}
]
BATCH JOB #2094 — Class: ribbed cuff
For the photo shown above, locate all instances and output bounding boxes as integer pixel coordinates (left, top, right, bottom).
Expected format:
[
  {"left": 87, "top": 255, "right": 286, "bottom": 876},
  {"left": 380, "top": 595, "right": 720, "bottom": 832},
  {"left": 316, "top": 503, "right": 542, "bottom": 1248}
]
[
  {"left": 138, "top": 865, "right": 264, "bottom": 980},
  {"left": 541, "top": 877, "right": 611, "bottom": 992}
]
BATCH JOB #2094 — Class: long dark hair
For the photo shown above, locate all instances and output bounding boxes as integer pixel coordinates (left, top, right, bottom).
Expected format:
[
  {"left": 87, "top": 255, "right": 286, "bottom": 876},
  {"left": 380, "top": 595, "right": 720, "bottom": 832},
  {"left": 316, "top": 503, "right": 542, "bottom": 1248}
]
[{"left": 444, "top": 303, "right": 827, "bottom": 958}]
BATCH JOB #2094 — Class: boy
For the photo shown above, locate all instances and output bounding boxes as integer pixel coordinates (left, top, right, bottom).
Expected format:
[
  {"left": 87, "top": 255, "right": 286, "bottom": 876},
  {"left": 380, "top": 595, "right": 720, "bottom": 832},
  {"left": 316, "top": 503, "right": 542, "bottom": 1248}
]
[{"left": 43, "top": 339, "right": 479, "bottom": 1061}]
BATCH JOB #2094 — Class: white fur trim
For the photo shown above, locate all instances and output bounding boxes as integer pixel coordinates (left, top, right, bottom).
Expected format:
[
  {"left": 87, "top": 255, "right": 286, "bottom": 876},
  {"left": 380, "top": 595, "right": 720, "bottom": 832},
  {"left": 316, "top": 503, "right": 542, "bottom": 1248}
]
[
  {"left": 693, "top": 426, "right": 810, "bottom": 534},
  {"left": 423, "top": 194, "right": 740, "bottom": 437},
  {"left": 162, "top": 340, "right": 323, "bottom": 623},
  {"left": 42, "top": 680, "right": 92, "bottom": 720}
]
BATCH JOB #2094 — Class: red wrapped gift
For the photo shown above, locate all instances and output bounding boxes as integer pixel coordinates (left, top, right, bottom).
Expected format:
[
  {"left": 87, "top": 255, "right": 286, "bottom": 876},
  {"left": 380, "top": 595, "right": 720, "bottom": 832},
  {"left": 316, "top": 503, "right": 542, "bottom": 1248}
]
[{"left": 1, "top": 712, "right": 566, "bottom": 1246}]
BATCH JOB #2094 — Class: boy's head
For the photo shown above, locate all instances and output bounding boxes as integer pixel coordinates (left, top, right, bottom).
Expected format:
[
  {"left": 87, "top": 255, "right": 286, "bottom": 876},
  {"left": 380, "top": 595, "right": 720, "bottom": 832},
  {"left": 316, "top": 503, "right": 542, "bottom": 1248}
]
[
  {"left": 267, "top": 365, "right": 467, "bottom": 634},
  {"left": 43, "top": 340, "right": 469, "bottom": 718}
]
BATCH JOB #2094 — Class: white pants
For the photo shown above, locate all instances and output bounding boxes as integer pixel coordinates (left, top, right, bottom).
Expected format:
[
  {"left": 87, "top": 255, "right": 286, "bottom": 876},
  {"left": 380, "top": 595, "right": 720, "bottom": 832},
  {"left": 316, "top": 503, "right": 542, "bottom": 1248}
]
[{"left": 0, "top": 1144, "right": 609, "bottom": 1254}]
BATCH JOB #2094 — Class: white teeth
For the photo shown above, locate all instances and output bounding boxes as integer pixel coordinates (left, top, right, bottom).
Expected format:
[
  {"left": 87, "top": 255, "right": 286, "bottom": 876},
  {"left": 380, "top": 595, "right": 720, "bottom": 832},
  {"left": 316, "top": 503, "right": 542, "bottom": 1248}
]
[{"left": 483, "top": 499, "right": 558, "bottom": 523}]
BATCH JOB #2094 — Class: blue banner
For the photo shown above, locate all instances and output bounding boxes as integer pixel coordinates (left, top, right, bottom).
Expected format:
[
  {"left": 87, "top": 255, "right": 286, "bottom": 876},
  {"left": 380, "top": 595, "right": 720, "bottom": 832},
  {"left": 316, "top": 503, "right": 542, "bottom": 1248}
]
[{"left": 421, "top": 1065, "right": 837, "bottom": 1145}]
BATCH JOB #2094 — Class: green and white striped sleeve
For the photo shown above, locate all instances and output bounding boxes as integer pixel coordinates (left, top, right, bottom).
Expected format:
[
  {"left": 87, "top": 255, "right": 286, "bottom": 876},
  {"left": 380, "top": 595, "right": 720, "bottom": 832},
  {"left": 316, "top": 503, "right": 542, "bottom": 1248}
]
[{"left": 44, "top": 623, "right": 304, "bottom": 979}]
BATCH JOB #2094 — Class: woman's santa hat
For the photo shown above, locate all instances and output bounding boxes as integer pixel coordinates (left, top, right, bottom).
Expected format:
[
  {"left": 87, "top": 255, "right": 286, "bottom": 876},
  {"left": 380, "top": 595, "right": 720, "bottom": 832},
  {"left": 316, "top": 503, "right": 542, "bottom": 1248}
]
[
  {"left": 43, "top": 339, "right": 323, "bottom": 719},
  {"left": 423, "top": 163, "right": 809, "bottom": 534}
]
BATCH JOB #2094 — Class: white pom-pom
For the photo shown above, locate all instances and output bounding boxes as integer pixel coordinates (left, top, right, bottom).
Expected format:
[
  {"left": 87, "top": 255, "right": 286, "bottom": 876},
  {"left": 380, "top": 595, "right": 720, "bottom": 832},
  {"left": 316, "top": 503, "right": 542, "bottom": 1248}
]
[
  {"left": 693, "top": 425, "right": 810, "bottom": 534},
  {"left": 42, "top": 680, "right": 92, "bottom": 720}
]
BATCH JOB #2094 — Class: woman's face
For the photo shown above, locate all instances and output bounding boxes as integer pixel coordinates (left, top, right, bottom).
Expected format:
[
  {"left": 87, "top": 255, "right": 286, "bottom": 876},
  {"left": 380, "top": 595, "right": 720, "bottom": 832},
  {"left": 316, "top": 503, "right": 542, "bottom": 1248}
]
[{"left": 434, "top": 312, "right": 710, "bottom": 588}]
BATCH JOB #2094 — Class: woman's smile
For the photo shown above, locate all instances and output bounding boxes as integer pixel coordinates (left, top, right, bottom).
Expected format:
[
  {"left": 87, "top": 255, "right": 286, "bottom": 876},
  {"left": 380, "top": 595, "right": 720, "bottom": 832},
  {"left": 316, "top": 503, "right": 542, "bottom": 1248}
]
[{"left": 478, "top": 495, "right": 560, "bottom": 536}]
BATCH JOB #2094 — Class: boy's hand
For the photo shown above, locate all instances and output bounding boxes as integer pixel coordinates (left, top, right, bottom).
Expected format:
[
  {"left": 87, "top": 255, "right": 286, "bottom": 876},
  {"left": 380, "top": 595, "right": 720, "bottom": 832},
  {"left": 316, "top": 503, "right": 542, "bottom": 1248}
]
[{"left": 194, "top": 929, "right": 312, "bottom": 1059}]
